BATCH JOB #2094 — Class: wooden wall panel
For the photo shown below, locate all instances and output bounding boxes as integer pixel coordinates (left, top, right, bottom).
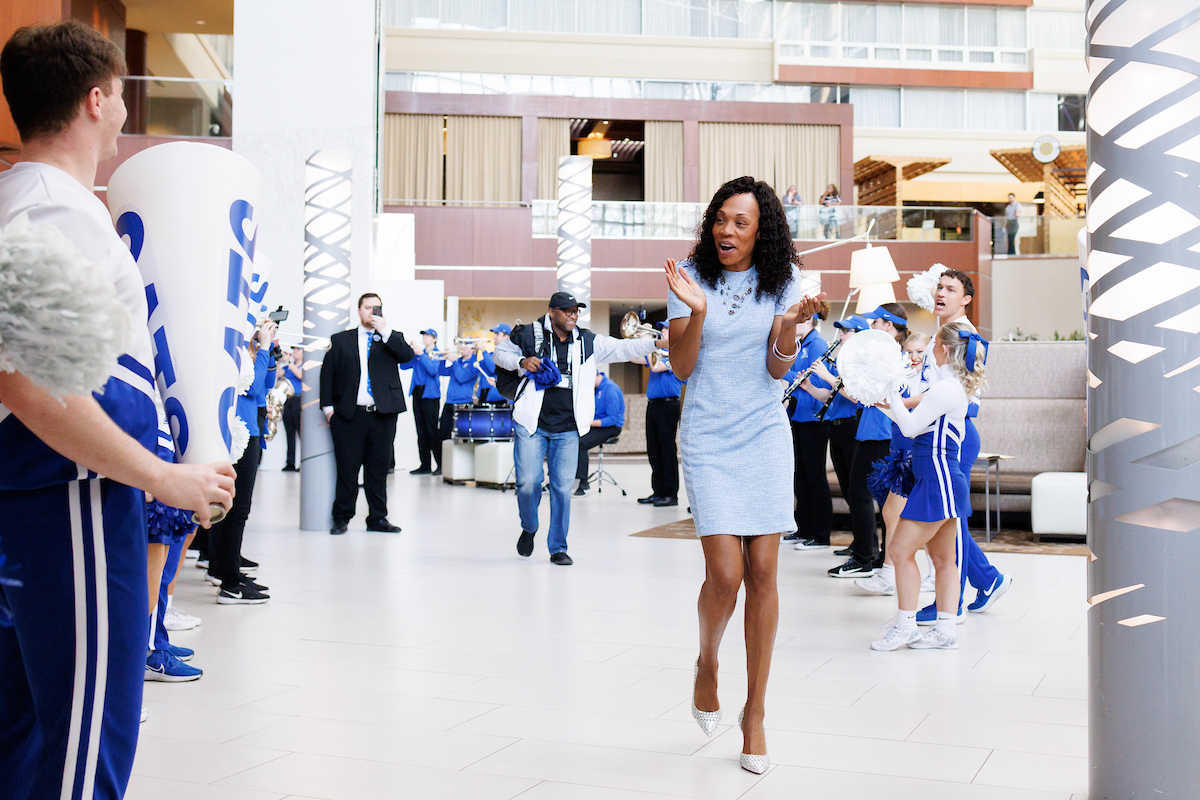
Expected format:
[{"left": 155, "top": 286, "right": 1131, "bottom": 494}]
[
  {"left": 0, "top": 0, "right": 66, "bottom": 150},
  {"left": 777, "top": 64, "right": 1033, "bottom": 90}
]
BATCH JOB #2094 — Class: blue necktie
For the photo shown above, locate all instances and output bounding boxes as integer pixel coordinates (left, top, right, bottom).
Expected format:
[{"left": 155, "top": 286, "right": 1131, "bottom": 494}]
[{"left": 365, "top": 333, "right": 373, "bottom": 400}]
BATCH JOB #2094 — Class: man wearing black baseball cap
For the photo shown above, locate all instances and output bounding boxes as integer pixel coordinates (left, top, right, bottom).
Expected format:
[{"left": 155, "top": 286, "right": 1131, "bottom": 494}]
[{"left": 495, "top": 292, "right": 659, "bottom": 565}]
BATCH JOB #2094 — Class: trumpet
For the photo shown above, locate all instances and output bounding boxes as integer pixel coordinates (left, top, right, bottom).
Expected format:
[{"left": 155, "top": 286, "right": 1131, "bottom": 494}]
[
  {"left": 649, "top": 347, "right": 670, "bottom": 369},
  {"left": 620, "top": 311, "right": 659, "bottom": 340},
  {"left": 782, "top": 339, "right": 842, "bottom": 400}
]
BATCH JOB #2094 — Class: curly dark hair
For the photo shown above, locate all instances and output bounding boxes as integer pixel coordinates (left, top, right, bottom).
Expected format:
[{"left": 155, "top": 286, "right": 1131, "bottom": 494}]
[{"left": 687, "top": 176, "right": 798, "bottom": 302}]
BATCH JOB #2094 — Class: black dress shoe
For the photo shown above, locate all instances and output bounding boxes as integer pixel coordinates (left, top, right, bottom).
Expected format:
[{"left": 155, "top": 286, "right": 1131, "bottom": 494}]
[
  {"left": 330, "top": 521, "right": 348, "bottom": 536},
  {"left": 653, "top": 496, "right": 678, "bottom": 507},
  {"left": 517, "top": 530, "right": 535, "bottom": 557},
  {"left": 550, "top": 552, "right": 574, "bottom": 566},
  {"left": 573, "top": 482, "right": 588, "bottom": 497},
  {"left": 282, "top": 464, "right": 299, "bottom": 472},
  {"left": 366, "top": 519, "right": 401, "bottom": 533},
  {"left": 409, "top": 467, "right": 433, "bottom": 475},
  {"left": 432, "top": 467, "right": 442, "bottom": 476},
  {"left": 637, "top": 495, "right": 663, "bottom": 504}
]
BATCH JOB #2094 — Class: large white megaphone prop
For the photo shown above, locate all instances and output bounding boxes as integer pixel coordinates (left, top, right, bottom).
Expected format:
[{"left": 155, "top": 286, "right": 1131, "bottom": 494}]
[
  {"left": 245, "top": 251, "right": 274, "bottom": 341},
  {"left": 108, "top": 142, "right": 262, "bottom": 525}
]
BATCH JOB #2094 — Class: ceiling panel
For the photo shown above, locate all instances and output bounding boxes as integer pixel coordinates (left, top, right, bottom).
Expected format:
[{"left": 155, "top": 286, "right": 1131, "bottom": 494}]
[{"left": 124, "top": 0, "right": 234, "bottom": 35}]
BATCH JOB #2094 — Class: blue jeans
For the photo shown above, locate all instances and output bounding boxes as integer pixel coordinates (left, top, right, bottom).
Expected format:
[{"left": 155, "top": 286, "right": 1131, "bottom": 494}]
[
  {"left": 514, "top": 423, "right": 579, "bottom": 555},
  {"left": 956, "top": 417, "right": 1002, "bottom": 607}
]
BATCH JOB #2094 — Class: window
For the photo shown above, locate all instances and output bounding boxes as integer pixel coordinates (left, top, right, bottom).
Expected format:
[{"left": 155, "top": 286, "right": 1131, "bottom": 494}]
[
  {"left": 1030, "top": 10, "right": 1085, "bottom": 50},
  {"left": 852, "top": 87, "right": 900, "bottom": 127},
  {"left": 1059, "top": 94, "right": 1086, "bottom": 132}
]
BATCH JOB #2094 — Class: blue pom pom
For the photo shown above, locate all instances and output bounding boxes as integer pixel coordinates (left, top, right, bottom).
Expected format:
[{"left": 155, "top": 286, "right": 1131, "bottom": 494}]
[
  {"left": 146, "top": 499, "right": 196, "bottom": 544},
  {"left": 868, "top": 451, "right": 915, "bottom": 505},
  {"left": 530, "top": 357, "right": 562, "bottom": 389},
  {"left": 0, "top": 542, "right": 23, "bottom": 627}
]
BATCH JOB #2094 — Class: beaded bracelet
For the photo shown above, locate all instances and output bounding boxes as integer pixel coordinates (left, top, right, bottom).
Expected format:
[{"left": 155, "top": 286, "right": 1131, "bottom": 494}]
[{"left": 771, "top": 339, "right": 798, "bottom": 362}]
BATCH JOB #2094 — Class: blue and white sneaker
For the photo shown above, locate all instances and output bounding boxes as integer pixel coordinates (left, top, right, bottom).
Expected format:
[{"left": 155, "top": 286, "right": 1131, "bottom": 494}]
[
  {"left": 162, "top": 643, "right": 194, "bottom": 662},
  {"left": 916, "top": 603, "right": 964, "bottom": 626},
  {"left": 968, "top": 574, "right": 1013, "bottom": 613},
  {"left": 145, "top": 650, "right": 202, "bottom": 682}
]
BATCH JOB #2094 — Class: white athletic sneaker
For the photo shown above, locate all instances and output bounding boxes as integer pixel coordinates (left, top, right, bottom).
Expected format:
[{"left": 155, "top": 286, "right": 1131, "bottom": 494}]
[
  {"left": 854, "top": 572, "right": 895, "bottom": 595},
  {"left": 164, "top": 605, "right": 201, "bottom": 631},
  {"left": 870, "top": 622, "right": 922, "bottom": 651},
  {"left": 140, "top": 706, "right": 148, "bottom": 723},
  {"left": 920, "top": 573, "right": 936, "bottom": 593},
  {"left": 909, "top": 627, "right": 958, "bottom": 650}
]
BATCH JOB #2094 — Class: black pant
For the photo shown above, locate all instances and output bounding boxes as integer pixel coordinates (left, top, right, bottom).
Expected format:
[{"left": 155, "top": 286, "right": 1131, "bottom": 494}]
[
  {"left": 826, "top": 416, "right": 859, "bottom": 546},
  {"left": 646, "top": 398, "right": 681, "bottom": 498},
  {"left": 209, "top": 434, "right": 261, "bottom": 588},
  {"left": 577, "top": 425, "right": 622, "bottom": 482},
  {"left": 848, "top": 438, "right": 891, "bottom": 563},
  {"left": 791, "top": 420, "right": 832, "bottom": 540},
  {"left": 282, "top": 394, "right": 301, "bottom": 467},
  {"left": 330, "top": 407, "right": 399, "bottom": 524},
  {"left": 438, "top": 403, "right": 456, "bottom": 444},
  {"left": 1006, "top": 219, "right": 1018, "bottom": 255},
  {"left": 411, "top": 385, "right": 441, "bottom": 470}
]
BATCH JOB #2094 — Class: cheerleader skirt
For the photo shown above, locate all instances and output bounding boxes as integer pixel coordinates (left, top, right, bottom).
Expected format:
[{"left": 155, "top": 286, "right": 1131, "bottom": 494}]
[{"left": 903, "top": 432, "right": 970, "bottom": 523}]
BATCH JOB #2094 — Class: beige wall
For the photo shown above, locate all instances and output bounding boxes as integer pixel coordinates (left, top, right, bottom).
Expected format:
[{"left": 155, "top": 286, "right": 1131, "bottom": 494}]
[
  {"left": 991, "top": 256, "right": 1084, "bottom": 341},
  {"left": 385, "top": 28, "right": 773, "bottom": 83}
]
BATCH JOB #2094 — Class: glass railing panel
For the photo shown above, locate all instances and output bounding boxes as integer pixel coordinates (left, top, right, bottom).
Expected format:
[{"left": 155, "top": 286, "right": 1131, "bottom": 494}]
[
  {"left": 121, "top": 76, "right": 233, "bottom": 138},
  {"left": 990, "top": 214, "right": 1085, "bottom": 256}
]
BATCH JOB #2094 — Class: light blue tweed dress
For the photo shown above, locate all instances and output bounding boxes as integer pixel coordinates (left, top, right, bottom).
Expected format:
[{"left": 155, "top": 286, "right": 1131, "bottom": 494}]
[{"left": 668, "top": 261, "right": 804, "bottom": 537}]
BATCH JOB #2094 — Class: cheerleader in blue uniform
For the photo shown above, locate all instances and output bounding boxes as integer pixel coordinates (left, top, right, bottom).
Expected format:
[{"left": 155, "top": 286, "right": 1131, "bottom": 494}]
[
  {"left": 871, "top": 322, "right": 985, "bottom": 651},
  {"left": 856, "top": 332, "right": 931, "bottom": 596}
]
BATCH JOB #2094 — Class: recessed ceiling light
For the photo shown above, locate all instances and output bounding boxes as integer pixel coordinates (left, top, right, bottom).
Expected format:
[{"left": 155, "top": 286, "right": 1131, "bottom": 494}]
[{"left": 196, "top": 20, "right": 206, "bottom": 25}]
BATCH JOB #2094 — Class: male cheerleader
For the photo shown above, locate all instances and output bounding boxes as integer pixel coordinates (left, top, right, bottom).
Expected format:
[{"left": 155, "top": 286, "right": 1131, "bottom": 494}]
[{"left": 0, "top": 21, "right": 235, "bottom": 800}]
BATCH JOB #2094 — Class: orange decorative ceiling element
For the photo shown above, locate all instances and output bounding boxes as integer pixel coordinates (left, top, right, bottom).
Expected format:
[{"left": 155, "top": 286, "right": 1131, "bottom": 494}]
[
  {"left": 991, "top": 144, "right": 1087, "bottom": 215},
  {"left": 853, "top": 156, "right": 951, "bottom": 206}
]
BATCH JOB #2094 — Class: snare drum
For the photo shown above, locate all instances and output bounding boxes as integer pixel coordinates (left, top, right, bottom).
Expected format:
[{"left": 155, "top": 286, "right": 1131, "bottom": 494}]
[{"left": 453, "top": 404, "right": 514, "bottom": 442}]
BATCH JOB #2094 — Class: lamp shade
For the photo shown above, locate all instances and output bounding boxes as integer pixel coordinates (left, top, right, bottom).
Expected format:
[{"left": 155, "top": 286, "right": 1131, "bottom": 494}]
[
  {"left": 849, "top": 245, "right": 900, "bottom": 289},
  {"left": 577, "top": 138, "right": 612, "bottom": 159},
  {"left": 855, "top": 281, "right": 897, "bottom": 315}
]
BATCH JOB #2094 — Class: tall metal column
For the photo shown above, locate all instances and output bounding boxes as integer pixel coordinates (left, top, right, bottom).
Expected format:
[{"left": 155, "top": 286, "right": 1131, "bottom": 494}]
[
  {"left": 300, "top": 150, "right": 353, "bottom": 531},
  {"left": 556, "top": 155, "right": 593, "bottom": 325},
  {"left": 1087, "top": 3, "right": 1200, "bottom": 796}
]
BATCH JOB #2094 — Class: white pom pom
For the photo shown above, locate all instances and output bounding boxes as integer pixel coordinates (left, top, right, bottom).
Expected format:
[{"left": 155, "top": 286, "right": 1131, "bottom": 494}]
[
  {"left": 837, "top": 329, "right": 905, "bottom": 406},
  {"left": 906, "top": 263, "right": 947, "bottom": 313},
  {"left": 237, "top": 351, "right": 256, "bottom": 394},
  {"left": 0, "top": 213, "right": 133, "bottom": 397},
  {"left": 228, "top": 409, "right": 250, "bottom": 464}
]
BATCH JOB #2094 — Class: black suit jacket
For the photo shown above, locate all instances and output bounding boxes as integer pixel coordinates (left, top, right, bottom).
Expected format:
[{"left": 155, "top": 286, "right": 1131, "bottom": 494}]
[{"left": 320, "top": 328, "right": 415, "bottom": 420}]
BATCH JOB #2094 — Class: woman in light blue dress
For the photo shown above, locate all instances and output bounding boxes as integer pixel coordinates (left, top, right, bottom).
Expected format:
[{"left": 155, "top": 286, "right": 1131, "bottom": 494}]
[{"left": 665, "top": 176, "right": 825, "bottom": 774}]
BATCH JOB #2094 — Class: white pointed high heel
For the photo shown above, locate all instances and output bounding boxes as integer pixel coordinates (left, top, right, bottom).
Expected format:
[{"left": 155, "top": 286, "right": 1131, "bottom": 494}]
[
  {"left": 738, "top": 707, "right": 769, "bottom": 774},
  {"left": 690, "top": 659, "right": 721, "bottom": 736}
]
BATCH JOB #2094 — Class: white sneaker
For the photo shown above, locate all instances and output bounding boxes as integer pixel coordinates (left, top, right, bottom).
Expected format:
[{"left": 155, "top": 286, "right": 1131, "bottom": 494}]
[
  {"left": 870, "top": 622, "right": 922, "bottom": 651},
  {"left": 909, "top": 627, "right": 958, "bottom": 650},
  {"left": 920, "top": 573, "right": 936, "bottom": 593},
  {"left": 140, "top": 706, "right": 148, "bottom": 723},
  {"left": 854, "top": 572, "right": 895, "bottom": 595},
  {"left": 164, "top": 605, "right": 201, "bottom": 631}
]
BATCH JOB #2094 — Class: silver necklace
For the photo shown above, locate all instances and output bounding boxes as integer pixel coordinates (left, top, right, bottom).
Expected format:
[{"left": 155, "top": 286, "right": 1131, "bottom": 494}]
[{"left": 718, "top": 271, "right": 756, "bottom": 315}]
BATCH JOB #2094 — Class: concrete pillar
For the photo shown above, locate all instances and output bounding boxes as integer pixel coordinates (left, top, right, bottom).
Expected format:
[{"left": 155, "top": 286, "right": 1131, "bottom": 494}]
[{"left": 1086, "top": 2, "right": 1200, "bottom": 796}]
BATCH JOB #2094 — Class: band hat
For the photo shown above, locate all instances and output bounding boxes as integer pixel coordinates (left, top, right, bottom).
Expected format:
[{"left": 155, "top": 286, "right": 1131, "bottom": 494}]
[
  {"left": 655, "top": 321, "right": 669, "bottom": 330},
  {"left": 833, "top": 315, "right": 870, "bottom": 332},
  {"left": 549, "top": 291, "right": 587, "bottom": 310},
  {"left": 490, "top": 323, "right": 512, "bottom": 334},
  {"left": 420, "top": 328, "right": 438, "bottom": 337},
  {"left": 862, "top": 306, "right": 907, "bottom": 327}
]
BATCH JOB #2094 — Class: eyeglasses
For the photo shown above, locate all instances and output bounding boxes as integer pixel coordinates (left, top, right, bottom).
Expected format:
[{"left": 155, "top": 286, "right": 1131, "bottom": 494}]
[{"left": 557, "top": 308, "right": 581, "bottom": 317}]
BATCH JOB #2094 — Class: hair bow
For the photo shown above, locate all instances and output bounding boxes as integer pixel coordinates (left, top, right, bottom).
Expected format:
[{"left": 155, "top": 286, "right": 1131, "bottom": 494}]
[{"left": 959, "top": 331, "right": 989, "bottom": 371}]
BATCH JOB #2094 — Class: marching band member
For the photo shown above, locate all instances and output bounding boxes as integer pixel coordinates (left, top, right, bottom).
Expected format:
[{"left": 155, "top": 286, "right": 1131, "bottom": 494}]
[
  {"left": 781, "top": 303, "right": 832, "bottom": 545},
  {"left": 872, "top": 321, "right": 985, "bottom": 651},
  {"left": 400, "top": 329, "right": 444, "bottom": 475},
  {"left": 666, "top": 176, "right": 825, "bottom": 775},
  {"left": 574, "top": 371, "right": 625, "bottom": 495},
  {"left": 827, "top": 304, "right": 911, "bottom": 579},
  {"left": 638, "top": 323, "right": 683, "bottom": 507},
  {"left": 796, "top": 315, "right": 866, "bottom": 551},
  {"left": 438, "top": 342, "right": 481, "bottom": 447},
  {"left": 479, "top": 324, "right": 512, "bottom": 405}
]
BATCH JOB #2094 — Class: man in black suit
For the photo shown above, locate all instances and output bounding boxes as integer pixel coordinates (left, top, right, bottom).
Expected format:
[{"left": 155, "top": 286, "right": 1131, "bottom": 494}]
[{"left": 320, "top": 293, "right": 415, "bottom": 536}]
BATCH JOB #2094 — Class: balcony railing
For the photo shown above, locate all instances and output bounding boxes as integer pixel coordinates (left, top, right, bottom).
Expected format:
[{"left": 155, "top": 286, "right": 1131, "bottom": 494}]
[
  {"left": 777, "top": 41, "right": 1027, "bottom": 71},
  {"left": 991, "top": 214, "right": 1085, "bottom": 257},
  {"left": 122, "top": 76, "right": 233, "bottom": 138},
  {"left": 533, "top": 200, "right": 975, "bottom": 242}
]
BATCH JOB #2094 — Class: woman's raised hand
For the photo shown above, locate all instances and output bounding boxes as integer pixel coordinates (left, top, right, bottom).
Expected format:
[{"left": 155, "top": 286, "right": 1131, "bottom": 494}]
[
  {"left": 664, "top": 258, "right": 706, "bottom": 315},
  {"left": 782, "top": 293, "right": 828, "bottom": 326}
]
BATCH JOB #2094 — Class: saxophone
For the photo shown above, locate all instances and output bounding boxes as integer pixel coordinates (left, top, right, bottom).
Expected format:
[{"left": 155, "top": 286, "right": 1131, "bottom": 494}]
[{"left": 265, "top": 358, "right": 295, "bottom": 441}]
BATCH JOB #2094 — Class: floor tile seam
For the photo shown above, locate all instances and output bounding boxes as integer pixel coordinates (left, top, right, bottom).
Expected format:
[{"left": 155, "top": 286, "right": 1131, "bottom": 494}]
[
  {"left": 196, "top": 747, "right": 295, "bottom": 787},
  {"left": 440, "top": 675, "right": 691, "bottom": 701},
  {"left": 226, "top": 731, "right": 524, "bottom": 769},
  {"left": 817, "top": 673, "right": 1049, "bottom": 698},
  {"left": 142, "top": 688, "right": 295, "bottom": 712},
  {"left": 694, "top": 722, "right": 1000, "bottom": 757},
  {"left": 425, "top": 651, "right": 657, "bottom": 677}
]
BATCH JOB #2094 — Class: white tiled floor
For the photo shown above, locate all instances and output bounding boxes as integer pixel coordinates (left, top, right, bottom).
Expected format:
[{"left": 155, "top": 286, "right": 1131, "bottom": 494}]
[{"left": 134, "top": 460, "right": 1090, "bottom": 800}]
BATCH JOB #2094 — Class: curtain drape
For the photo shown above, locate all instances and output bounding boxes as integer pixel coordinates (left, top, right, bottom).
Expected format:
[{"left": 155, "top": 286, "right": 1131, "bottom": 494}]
[
  {"left": 445, "top": 115, "right": 522, "bottom": 203},
  {"left": 536, "top": 118, "right": 571, "bottom": 200},
  {"left": 381, "top": 113, "right": 443, "bottom": 203},
  {"left": 698, "top": 122, "right": 840, "bottom": 208},
  {"left": 644, "top": 120, "right": 684, "bottom": 203}
]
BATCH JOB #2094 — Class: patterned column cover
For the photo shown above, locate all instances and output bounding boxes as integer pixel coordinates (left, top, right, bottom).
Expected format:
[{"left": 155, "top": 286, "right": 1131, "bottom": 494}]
[
  {"left": 1087, "top": 2, "right": 1200, "bottom": 795},
  {"left": 557, "top": 156, "right": 593, "bottom": 326},
  {"left": 300, "top": 150, "right": 353, "bottom": 531}
]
